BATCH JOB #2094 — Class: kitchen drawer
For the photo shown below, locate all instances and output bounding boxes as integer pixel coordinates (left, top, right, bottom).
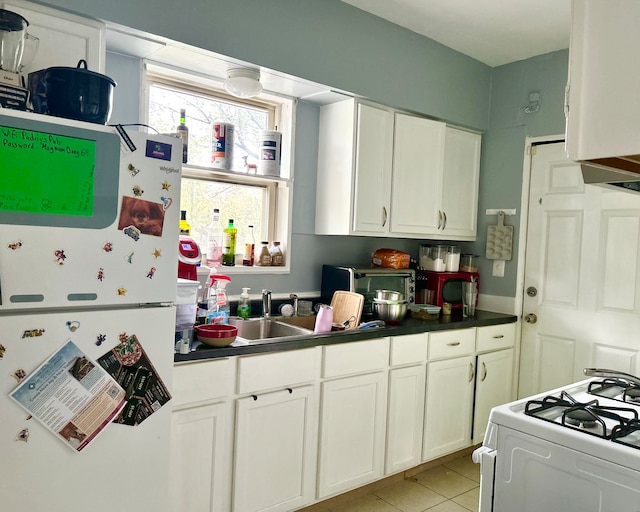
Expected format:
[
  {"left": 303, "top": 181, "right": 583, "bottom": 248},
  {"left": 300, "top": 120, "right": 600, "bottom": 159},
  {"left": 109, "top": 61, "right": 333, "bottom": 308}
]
[
  {"left": 322, "top": 337, "right": 389, "bottom": 378},
  {"left": 476, "top": 323, "right": 516, "bottom": 353},
  {"left": 173, "top": 358, "right": 235, "bottom": 407},
  {"left": 428, "top": 329, "right": 475, "bottom": 360},
  {"left": 237, "top": 347, "right": 318, "bottom": 394},
  {"left": 389, "top": 333, "right": 428, "bottom": 367}
]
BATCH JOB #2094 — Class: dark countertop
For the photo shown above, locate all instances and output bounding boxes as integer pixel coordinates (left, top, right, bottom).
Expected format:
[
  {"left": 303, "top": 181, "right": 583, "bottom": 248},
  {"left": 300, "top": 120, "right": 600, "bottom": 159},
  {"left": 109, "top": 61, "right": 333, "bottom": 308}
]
[{"left": 174, "top": 310, "right": 518, "bottom": 364}]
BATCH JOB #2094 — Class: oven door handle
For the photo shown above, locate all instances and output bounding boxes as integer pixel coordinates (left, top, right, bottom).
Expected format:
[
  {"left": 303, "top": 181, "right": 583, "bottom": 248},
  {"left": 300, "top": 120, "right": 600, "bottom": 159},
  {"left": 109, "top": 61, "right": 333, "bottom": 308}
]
[{"left": 472, "top": 446, "right": 496, "bottom": 512}]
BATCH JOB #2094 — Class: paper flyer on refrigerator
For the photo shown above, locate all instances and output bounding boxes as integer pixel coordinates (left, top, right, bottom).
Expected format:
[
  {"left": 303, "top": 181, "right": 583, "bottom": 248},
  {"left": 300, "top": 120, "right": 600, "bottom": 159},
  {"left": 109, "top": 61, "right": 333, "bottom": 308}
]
[{"left": 10, "top": 340, "right": 126, "bottom": 452}]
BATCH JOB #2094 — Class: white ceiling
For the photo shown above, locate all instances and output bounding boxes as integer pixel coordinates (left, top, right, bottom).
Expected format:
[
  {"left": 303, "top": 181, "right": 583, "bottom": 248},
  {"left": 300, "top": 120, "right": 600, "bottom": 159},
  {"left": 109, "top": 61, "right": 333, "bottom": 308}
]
[{"left": 341, "top": 0, "right": 571, "bottom": 67}]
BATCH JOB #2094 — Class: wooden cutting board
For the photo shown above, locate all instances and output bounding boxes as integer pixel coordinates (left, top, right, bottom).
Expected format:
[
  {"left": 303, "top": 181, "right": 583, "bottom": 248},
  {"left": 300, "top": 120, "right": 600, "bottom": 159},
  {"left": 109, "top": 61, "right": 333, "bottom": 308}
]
[{"left": 330, "top": 291, "right": 364, "bottom": 330}]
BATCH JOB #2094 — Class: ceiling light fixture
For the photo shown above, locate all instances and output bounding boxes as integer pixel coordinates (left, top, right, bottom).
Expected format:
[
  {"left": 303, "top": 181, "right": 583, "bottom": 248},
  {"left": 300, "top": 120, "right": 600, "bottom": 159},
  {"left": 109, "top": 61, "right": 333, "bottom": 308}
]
[{"left": 223, "top": 68, "right": 263, "bottom": 98}]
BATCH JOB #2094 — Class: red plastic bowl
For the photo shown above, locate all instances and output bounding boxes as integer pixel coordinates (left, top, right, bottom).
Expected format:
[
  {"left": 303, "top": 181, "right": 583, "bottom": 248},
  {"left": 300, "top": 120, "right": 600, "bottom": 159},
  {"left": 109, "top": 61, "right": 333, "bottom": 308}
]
[{"left": 195, "top": 324, "right": 238, "bottom": 347}]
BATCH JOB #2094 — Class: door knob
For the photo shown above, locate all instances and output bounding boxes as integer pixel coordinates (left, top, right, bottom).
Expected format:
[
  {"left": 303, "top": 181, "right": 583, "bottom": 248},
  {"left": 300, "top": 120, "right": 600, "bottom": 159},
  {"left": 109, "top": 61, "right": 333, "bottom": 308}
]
[{"left": 524, "top": 313, "right": 537, "bottom": 324}]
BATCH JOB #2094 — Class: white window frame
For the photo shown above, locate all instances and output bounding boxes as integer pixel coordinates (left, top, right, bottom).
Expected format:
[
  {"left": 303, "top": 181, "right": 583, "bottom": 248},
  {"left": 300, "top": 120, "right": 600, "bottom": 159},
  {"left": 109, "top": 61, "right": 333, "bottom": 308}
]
[{"left": 142, "top": 61, "right": 295, "bottom": 273}]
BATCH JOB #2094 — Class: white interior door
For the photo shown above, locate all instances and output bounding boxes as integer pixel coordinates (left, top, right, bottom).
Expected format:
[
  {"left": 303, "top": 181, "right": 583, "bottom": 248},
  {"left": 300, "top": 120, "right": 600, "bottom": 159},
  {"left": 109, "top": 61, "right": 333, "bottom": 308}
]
[{"left": 520, "top": 142, "right": 640, "bottom": 397}]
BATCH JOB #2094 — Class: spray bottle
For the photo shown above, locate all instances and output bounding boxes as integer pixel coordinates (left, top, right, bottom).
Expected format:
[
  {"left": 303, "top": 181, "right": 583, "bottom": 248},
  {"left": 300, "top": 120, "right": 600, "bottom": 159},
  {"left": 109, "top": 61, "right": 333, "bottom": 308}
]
[
  {"left": 207, "top": 274, "right": 231, "bottom": 324},
  {"left": 238, "top": 288, "right": 251, "bottom": 319}
]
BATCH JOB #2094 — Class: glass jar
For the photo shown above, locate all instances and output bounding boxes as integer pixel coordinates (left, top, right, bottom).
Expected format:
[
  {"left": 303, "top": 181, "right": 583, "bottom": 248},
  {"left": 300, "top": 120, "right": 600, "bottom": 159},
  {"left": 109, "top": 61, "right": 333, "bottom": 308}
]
[
  {"left": 256, "top": 241, "right": 272, "bottom": 266},
  {"left": 270, "top": 241, "right": 284, "bottom": 266}
]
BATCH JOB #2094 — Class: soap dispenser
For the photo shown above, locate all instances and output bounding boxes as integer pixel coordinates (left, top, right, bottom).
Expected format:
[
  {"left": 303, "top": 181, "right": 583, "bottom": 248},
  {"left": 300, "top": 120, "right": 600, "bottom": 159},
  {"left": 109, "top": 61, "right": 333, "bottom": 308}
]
[{"left": 238, "top": 287, "right": 251, "bottom": 319}]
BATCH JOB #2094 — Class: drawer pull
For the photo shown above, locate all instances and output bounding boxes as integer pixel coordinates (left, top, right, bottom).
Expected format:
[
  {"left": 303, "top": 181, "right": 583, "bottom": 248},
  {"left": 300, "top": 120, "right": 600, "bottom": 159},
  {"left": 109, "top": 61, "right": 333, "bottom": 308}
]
[
  {"left": 287, "top": 388, "right": 293, "bottom": 394},
  {"left": 252, "top": 395, "right": 258, "bottom": 401},
  {"left": 492, "top": 335, "right": 505, "bottom": 339},
  {"left": 447, "top": 341, "right": 461, "bottom": 347}
]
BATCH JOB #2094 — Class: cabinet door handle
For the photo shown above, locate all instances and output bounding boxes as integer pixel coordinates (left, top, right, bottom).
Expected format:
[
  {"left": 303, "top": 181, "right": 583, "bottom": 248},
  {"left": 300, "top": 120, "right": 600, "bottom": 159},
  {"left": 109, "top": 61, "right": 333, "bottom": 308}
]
[
  {"left": 481, "top": 362, "right": 487, "bottom": 382},
  {"left": 468, "top": 362, "right": 475, "bottom": 382},
  {"left": 447, "top": 341, "right": 460, "bottom": 347},
  {"left": 382, "top": 206, "right": 388, "bottom": 227},
  {"left": 492, "top": 335, "right": 504, "bottom": 339},
  {"left": 437, "top": 210, "right": 443, "bottom": 230},
  {"left": 442, "top": 210, "right": 447, "bottom": 230}
]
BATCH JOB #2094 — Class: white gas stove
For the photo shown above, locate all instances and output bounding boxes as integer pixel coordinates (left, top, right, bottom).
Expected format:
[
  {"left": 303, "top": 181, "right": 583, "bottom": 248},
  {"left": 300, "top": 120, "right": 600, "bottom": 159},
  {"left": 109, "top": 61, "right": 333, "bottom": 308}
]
[{"left": 473, "top": 370, "right": 640, "bottom": 511}]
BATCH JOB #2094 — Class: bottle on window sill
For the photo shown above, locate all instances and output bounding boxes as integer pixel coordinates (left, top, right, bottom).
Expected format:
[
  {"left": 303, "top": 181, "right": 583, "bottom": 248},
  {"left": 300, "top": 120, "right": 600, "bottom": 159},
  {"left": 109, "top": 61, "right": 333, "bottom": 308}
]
[
  {"left": 222, "top": 219, "right": 237, "bottom": 266},
  {"left": 243, "top": 225, "right": 255, "bottom": 266},
  {"left": 206, "top": 208, "right": 224, "bottom": 268},
  {"left": 179, "top": 210, "right": 190, "bottom": 235},
  {"left": 177, "top": 108, "right": 189, "bottom": 164},
  {"left": 270, "top": 241, "right": 284, "bottom": 266},
  {"left": 256, "top": 241, "right": 272, "bottom": 266}
]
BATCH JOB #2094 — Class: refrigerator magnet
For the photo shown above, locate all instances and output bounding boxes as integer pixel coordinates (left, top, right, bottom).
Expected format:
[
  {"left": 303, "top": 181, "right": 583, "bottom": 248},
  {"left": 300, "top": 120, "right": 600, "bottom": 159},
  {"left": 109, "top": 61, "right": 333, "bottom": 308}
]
[
  {"left": 132, "top": 185, "right": 144, "bottom": 197},
  {"left": 21, "top": 329, "right": 45, "bottom": 338},
  {"left": 66, "top": 321, "right": 80, "bottom": 332},
  {"left": 146, "top": 267, "right": 156, "bottom": 279},
  {"left": 102, "top": 242, "right": 114, "bottom": 253},
  {"left": 11, "top": 369, "right": 26, "bottom": 383},
  {"left": 127, "top": 163, "right": 140, "bottom": 177},
  {"left": 95, "top": 334, "right": 106, "bottom": 347},
  {"left": 54, "top": 249, "right": 66, "bottom": 266},
  {"left": 0, "top": 344, "right": 5, "bottom": 359},
  {"left": 125, "top": 252, "right": 134, "bottom": 264},
  {"left": 117, "top": 287, "right": 127, "bottom": 296},
  {"left": 160, "top": 196, "right": 172, "bottom": 210},
  {"left": 97, "top": 268, "right": 105, "bottom": 281},
  {"left": 161, "top": 181, "right": 171, "bottom": 191},
  {"left": 16, "top": 428, "right": 29, "bottom": 442},
  {"left": 152, "top": 248, "right": 162, "bottom": 259},
  {"left": 7, "top": 240, "right": 22, "bottom": 250}
]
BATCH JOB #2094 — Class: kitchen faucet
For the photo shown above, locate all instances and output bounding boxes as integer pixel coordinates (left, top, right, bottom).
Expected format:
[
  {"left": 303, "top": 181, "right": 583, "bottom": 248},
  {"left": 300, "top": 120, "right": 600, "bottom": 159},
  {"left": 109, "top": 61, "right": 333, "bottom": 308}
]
[
  {"left": 584, "top": 368, "right": 640, "bottom": 388},
  {"left": 262, "top": 289, "right": 272, "bottom": 318},
  {"left": 289, "top": 293, "right": 299, "bottom": 316}
]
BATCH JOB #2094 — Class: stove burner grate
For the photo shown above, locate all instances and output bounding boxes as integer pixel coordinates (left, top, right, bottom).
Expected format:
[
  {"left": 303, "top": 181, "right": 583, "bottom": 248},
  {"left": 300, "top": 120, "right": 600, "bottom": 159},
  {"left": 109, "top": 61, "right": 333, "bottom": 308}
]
[
  {"left": 525, "top": 390, "right": 638, "bottom": 439},
  {"left": 588, "top": 378, "right": 640, "bottom": 404}
]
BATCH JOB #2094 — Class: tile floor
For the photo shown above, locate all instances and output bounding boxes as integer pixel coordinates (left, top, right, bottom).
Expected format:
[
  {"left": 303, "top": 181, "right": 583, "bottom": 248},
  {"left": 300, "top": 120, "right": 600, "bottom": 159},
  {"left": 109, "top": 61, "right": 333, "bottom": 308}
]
[{"left": 302, "top": 453, "right": 480, "bottom": 512}]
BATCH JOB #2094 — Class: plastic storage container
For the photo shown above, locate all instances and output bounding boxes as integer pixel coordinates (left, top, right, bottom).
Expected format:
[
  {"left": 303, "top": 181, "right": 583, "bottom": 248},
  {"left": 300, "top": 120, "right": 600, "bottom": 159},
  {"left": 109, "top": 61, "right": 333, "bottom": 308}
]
[
  {"left": 460, "top": 254, "right": 479, "bottom": 272},
  {"left": 445, "top": 246, "right": 461, "bottom": 272},
  {"left": 419, "top": 245, "right": 447, "bottom": 271}
]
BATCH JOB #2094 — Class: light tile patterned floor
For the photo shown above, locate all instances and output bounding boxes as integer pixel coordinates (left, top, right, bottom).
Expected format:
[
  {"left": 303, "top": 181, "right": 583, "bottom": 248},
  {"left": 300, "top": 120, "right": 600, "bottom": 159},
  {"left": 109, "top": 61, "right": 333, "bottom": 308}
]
[{"left": 308, "top": 453, "right": 480, "bottom": 512}]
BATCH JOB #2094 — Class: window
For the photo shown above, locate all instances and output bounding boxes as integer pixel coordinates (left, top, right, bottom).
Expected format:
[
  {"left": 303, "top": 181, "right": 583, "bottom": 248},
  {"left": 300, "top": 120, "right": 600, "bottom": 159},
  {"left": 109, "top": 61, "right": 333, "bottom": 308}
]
[{"left": 145, "top": 66, "right": 292, "bottom": 270}]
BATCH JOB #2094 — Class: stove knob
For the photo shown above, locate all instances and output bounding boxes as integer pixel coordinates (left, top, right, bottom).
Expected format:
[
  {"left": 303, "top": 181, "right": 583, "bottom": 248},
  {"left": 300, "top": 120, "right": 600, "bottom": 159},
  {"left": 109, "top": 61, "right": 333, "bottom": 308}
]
[{"left": 524, "top": 313, "right": 538, "bottom": 324}]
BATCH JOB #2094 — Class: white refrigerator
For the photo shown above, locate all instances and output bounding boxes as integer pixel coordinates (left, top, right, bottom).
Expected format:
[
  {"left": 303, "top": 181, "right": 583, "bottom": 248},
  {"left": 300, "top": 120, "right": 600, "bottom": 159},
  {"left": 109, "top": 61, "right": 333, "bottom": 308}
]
[{"left": 0, "top": 109, "right": 181, "bottom": 512}]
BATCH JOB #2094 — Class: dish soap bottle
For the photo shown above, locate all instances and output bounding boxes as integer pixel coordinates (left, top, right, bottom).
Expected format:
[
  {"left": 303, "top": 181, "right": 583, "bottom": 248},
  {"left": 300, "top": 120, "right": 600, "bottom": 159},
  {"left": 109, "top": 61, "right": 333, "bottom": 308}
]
[
  {"left": 238, "top": 287, "right": 251, "bottom": 319},
  {"left": 222, "top": 219, "right": 237, "bottom": 266}
]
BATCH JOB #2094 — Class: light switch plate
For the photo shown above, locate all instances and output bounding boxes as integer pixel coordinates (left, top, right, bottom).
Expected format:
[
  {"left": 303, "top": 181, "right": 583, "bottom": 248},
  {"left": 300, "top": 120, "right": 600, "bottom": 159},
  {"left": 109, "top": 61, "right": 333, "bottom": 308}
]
[{"left": 492, "top": 260, "right": 505, "bottom": 277}]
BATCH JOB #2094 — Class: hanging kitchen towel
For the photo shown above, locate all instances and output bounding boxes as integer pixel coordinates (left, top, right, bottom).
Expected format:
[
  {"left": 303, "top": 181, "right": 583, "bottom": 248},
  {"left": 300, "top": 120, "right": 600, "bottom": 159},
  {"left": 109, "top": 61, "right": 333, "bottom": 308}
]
[{"left": 486, "top": 211, "right": 513, "bottom": 260}]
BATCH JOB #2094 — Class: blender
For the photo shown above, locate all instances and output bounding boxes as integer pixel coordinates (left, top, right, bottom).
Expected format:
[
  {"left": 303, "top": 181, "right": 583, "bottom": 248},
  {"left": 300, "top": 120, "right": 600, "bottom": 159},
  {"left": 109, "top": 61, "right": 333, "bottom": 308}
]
[{"left": 0, "top": 9, "right": 38, "bottom": 110}]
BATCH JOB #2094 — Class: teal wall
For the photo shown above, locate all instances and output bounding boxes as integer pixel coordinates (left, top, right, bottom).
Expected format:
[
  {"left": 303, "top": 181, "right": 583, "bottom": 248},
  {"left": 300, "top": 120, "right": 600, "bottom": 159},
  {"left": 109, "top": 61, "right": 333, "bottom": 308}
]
[
  {"left": 473, "top": 50, "right": 569, "bottom": 297},
  {"left": 38, "top": 0, "right": 569, "bottom": 300}
]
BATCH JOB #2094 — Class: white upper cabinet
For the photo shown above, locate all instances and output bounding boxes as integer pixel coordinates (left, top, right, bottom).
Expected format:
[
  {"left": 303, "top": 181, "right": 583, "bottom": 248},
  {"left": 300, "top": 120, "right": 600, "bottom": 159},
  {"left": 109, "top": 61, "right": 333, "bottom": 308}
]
[
  {"left": 315, "top": 100, "right": 393, "bottom": 236},
  {"left": 391, "top": 113, "right": 445, "bottom": 234},
  {"left": 2, "top": 1, "right": 106, "bottom": 73},
  {"left": 566, "top": 0, "right": 640, "bottom": 163},
  {"left": 316, "top": 98, "right": 481, "bottom": 240}
]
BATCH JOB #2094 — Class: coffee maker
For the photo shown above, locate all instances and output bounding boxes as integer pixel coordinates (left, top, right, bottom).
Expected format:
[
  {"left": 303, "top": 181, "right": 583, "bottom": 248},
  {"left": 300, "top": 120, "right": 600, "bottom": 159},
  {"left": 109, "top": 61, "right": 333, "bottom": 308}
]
[
  {"left": 178, "top": 235, "right": 202, "bottom": 281},
  {"left": 0, "top": 9, "right": 39, "bottom": 110}
]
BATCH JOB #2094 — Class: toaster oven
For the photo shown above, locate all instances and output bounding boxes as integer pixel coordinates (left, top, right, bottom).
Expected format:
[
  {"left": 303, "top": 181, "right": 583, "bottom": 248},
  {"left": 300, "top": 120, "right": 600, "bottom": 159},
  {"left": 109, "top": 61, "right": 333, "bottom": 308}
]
[{"left": 321, "top": 265, "right": 415, "bottom": 316}]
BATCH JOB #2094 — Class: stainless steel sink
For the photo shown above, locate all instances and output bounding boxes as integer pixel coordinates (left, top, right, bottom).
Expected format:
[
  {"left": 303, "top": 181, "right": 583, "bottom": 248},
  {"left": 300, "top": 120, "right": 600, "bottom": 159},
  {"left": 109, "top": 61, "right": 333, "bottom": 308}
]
[{"left": 229, "top": 317, "right": 313, "bottom": 344}]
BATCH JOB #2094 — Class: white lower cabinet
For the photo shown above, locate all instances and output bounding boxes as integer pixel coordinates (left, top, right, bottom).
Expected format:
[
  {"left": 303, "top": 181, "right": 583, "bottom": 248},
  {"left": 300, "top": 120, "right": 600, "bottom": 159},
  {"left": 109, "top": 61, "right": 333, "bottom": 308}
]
[
  {"left": 233, "top": 386, "right": 318, "bottom": 512},
  {"left": 472, "top": 348, "right": 514, "bottom": 444},
  {"left": 318, "top": 371, "right": 388, "bottom": 498},
  {"left": 423, "top": 355, "right": 475, "bottom": 461},
  {"left": 386, "top": 365, "right": 426, "bottom": 474},
  {"left": 171, "top": 401, "right": 233, "bottom": 512},
  {"left": 171, "top": 324, "right": 517, "bottom": 511}
]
